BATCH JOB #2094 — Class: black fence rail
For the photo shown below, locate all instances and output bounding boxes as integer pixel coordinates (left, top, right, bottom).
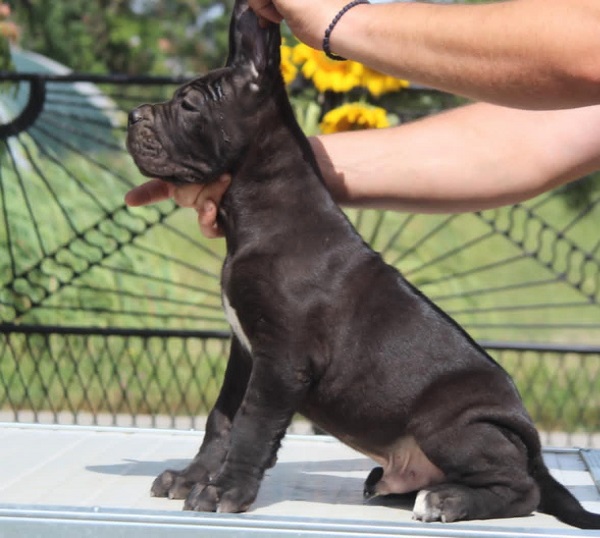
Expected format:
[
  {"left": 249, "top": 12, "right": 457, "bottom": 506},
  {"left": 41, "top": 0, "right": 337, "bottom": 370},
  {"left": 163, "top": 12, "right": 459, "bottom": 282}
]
[{"left": 0, "top": 71, "right": 599, "bottom": 446}]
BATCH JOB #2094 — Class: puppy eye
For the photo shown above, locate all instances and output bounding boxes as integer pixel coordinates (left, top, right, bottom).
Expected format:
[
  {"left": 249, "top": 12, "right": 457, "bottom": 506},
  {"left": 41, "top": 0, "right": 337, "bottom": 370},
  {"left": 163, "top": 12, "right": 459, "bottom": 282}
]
[{"left": 181, "top": 99, "right": 200, "bottom": 112}]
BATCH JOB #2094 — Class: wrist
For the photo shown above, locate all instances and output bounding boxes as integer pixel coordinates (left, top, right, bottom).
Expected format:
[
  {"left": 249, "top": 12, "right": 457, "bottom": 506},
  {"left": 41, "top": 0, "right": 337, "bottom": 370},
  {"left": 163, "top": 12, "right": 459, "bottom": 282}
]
[
  {"left": 323, "top": 0, "right": 371, "bottom": 60},
  {"left": 324, "top": 1, "right": 372, "bottom": 61}
]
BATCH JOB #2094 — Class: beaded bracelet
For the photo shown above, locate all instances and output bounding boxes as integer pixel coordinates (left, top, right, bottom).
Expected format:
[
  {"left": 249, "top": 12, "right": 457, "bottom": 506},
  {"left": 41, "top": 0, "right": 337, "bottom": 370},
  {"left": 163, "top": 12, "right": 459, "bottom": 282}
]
[{"left": 323, "top": 0, "right": 371, "bottom": 61}]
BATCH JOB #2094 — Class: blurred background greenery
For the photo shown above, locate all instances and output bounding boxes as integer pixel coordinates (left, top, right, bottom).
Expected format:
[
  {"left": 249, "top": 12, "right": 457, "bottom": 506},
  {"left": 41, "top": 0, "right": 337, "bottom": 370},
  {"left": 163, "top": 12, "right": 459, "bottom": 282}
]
[{"left": 9, "top": 0, "right": 232, "bottom": 75}]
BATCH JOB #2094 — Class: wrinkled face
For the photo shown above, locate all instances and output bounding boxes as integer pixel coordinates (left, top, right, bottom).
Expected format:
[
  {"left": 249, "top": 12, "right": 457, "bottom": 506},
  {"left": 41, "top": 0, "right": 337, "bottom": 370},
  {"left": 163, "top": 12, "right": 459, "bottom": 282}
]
[{"left": 126, "top": 1, "right": 280, "bottom": 184}]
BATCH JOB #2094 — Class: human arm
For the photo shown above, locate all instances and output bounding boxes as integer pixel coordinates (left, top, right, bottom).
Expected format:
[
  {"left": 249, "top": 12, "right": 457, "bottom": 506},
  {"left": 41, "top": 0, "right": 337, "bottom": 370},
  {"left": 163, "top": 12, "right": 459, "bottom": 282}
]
[
  {"left": 250, "top": 0, "right": 600, "bottom": 109},
  {"left": 311, "top": 102, "right": 600, "bottom": 213}
]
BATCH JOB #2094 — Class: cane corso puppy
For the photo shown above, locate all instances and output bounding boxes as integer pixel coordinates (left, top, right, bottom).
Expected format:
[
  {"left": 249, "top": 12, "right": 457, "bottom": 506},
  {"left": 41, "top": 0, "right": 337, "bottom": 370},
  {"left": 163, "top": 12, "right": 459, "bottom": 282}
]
[{"left": 126, "top": 0, "right": 600, "bottom": 528}]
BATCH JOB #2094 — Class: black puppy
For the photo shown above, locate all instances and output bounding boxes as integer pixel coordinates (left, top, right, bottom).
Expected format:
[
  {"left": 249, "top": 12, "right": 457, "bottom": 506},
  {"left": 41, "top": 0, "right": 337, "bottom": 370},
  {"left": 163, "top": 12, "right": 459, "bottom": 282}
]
[{"left": 127, "top": 0, "right": 600, "bottom": 528}]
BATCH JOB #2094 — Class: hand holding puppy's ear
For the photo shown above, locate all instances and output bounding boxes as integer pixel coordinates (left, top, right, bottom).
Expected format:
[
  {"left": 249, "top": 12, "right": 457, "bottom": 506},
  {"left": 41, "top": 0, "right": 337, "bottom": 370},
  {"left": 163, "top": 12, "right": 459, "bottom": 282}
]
[
  {"left": 249, "top": 0, "right": 284, "bottom": 25},
  {"left": 248, "top": 0, "right": 351, "bottom": 50}
]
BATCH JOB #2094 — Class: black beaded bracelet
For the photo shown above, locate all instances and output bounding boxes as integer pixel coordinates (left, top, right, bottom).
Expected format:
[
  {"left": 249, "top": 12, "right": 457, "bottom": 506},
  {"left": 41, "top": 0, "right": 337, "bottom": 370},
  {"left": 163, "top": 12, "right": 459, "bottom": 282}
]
[{"left": 323, "top": 0, "right": 371, "bottom": 61}]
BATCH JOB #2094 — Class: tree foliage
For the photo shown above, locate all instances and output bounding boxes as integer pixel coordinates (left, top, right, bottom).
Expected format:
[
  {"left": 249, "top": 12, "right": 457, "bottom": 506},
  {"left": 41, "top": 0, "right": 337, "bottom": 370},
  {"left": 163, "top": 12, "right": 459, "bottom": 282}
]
[{"left": 11, "top": 0, "right": 234, "bottom": 75}]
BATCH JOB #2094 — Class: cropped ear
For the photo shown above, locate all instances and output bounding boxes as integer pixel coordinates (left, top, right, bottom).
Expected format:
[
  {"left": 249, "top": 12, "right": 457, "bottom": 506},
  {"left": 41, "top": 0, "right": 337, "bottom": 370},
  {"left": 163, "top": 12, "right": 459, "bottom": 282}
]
[{"left": 225, "top": 0, "right": 281, "bottom": 77}]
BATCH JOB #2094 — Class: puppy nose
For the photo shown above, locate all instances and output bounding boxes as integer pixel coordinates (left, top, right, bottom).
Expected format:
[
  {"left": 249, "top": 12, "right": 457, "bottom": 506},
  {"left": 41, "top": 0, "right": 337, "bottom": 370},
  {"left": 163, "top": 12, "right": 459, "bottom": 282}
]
[{"left": 128, "top": 107, "right": 146, "bottom": 126}]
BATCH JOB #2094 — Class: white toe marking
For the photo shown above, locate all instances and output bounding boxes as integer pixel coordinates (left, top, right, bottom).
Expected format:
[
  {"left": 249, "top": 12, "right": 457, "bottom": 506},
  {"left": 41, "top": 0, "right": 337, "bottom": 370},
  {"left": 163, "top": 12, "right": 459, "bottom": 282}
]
[
  {"left": 413, "top": 489, "right": 431, "bottom": 520},
  {"left": 413, "top": 489, "right": 443, "bottom": 522}
]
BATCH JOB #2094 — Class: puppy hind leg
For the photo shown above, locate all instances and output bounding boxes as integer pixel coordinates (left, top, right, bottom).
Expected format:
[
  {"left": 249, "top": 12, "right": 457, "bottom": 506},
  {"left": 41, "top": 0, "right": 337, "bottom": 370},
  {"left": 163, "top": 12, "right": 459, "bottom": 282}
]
[
  {"left": 413, "top": 480, "right": 540, "bottom": 523},
  {"left": 413, "top": 422, "right": 540, "bottom": 523}
]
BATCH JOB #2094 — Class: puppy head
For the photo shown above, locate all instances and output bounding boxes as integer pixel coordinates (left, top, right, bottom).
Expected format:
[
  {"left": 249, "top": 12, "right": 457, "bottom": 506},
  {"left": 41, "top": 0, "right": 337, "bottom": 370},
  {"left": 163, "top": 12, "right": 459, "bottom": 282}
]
[{"left": 126, "top": 0, "right": 281, "bottom": 184}]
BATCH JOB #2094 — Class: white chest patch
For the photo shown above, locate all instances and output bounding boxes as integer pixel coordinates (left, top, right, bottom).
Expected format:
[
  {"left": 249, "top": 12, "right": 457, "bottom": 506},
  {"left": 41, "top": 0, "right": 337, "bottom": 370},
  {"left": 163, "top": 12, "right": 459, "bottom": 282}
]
[{"left": 223, "top": 294, "right": 252, "bottom": 354}]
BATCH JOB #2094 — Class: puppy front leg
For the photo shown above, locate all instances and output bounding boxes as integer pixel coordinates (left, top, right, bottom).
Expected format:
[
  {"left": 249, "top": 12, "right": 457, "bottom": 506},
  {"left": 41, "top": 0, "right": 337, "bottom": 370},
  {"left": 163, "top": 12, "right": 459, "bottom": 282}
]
[{"left": 185, "top": 355, "right": 308, "bottom": 513}]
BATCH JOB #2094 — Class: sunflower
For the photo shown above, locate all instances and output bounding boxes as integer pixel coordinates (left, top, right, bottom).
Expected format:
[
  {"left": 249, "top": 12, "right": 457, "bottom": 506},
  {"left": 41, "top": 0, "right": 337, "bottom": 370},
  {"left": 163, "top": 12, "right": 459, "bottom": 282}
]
[
  {"left": 292, "top": 43, "right": 363, "bottom": 93},
  {"left": 360, "top": 66, "right": 409, "bottom": 98},
  {"left": 320, "top": 103, "right": 390, "bottom": 134},
  {"left": 280, "top": 43, "right": 298, "bottom": 86}
]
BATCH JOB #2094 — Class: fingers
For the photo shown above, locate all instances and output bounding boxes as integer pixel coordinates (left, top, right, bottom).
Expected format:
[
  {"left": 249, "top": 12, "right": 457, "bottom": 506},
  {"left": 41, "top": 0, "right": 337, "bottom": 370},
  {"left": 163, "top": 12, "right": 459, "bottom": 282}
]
[
  {"left": 198, "top": 200, "right": 222, "bottom": 238},
  {"left": 248, "top": 0, "right": 283, "bottom": 24},
  {"left": 195, "top": 175, "right": 231, "bottom": 238},
  {"left": 172, "top": 174, "right": 231, "bottom": 209},
  {"left": 124, "top": 178, "right": 173, "bottom": 206},
  {"left": 125, "top": 175, "right": 231, "bottom": 238},
  {"left": 248, "top": 0, "right": 331, "bottom": 51},
  {"left": 171, "top": 182, "right": 205, "bottom": 208},
  {"left": 173, "top": 174, "right": 231, "bottom": 238}
]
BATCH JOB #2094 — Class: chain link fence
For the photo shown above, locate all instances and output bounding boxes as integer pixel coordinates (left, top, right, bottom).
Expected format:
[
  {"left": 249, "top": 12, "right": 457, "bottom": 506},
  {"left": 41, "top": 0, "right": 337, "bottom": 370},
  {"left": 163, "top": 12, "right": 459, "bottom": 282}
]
[{"left": 1, "top": 325, "right": 598, "bottom": 446}]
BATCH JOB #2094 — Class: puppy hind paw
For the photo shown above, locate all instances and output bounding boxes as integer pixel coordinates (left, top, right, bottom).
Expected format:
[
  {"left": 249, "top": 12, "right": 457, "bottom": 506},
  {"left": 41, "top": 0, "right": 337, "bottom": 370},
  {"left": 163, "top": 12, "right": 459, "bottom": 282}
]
[
  {"left": 413, "top": 490, "right": 441, "bottom": 522},
  {"left": 412, "top": 488, "right": 467, "bottom": 523}
]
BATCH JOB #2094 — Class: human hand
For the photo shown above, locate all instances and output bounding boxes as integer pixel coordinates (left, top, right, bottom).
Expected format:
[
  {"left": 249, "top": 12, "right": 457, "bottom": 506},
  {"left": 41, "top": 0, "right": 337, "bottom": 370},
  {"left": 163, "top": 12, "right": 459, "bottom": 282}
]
[
  {"left": 124, "top": 175, "right": 231, "bottom": 238},
  {"left": 248, "top": 0, "right": 352, "bottom": 51}
]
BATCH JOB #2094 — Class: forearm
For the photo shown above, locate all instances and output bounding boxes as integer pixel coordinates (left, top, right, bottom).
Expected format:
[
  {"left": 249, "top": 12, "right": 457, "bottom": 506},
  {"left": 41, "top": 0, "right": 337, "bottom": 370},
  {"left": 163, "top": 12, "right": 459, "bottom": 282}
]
[
  {"left": 331, "top": 0, "right": 600, "bottom": 109},
  {"left": 310, "top": 103, "right": 600, "bottom": 213}
]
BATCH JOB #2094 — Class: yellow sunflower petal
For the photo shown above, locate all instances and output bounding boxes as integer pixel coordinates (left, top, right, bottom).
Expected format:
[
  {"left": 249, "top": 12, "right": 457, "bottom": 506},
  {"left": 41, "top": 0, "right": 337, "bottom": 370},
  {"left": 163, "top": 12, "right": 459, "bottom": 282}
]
[
  {"left": 361, "top": 66, "right": 410, "bottom": 97},
  {"left": 280, "top": 44, "right": 298, "bottom": 86},
  {"left": 292, "top": 43, "right": 363, "bottom": 93},
  {"left": 320, "top": 103, "right": 390, "bottom": 134}
]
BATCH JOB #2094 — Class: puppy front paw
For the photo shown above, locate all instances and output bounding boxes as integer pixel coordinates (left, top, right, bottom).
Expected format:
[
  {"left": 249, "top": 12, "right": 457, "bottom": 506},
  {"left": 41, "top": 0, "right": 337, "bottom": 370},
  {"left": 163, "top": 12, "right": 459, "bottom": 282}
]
[
  {"left": 184, "top": 479, "right": 259, "bottom": 513},
  {"left": 184, "top": 483, "right": 221, "bottom": 511},
  {"left": 151, "top": 465, "right": 210, "bottom": 500}
]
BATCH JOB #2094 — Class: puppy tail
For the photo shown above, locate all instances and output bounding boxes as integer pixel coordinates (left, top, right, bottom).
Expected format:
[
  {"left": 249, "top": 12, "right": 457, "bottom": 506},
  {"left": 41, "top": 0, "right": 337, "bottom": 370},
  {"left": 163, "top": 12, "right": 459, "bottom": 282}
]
[{"left": 532, "top": 454, "right": 600, "bottom": 529}]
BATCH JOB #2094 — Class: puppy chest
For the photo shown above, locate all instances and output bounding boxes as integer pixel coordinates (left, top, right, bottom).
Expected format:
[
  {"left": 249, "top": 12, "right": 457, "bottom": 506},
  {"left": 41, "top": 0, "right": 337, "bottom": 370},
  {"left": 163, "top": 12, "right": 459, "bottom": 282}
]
[{"left": 222, "top": 293, "right": 253, "bottom": 354}]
